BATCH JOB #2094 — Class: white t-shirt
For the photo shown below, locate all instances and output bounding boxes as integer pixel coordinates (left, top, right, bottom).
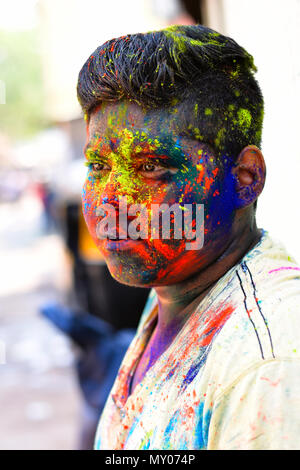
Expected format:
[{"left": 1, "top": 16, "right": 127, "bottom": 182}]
[{"left": 94, "top": 231, "right": 300, "bottom": 450}]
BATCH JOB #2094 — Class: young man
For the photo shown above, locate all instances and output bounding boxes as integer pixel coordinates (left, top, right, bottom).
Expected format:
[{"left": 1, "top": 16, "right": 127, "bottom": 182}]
[{"left": 76, "top": 25, "right": 300, "bottom": 450}]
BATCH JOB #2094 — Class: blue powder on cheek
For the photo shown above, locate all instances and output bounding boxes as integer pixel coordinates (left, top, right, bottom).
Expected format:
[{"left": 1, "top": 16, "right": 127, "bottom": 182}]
[
  {"left": 206, "top": 160, "right": 237, "bottom": 231},
  {"left": 81, "top": 186, "right": 90, "bottom": 215}
]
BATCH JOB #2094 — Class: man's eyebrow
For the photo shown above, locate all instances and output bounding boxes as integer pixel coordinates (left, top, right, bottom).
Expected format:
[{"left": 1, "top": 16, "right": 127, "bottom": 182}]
[
  {"left": 131, "top": 146, "right": 170, "bottom": 158},
  {"left": 84, "top": 140, "right": 171, "bottom": 157},
  {"left": 84, "top": 144, "right": 92, "bottom": 154},
  {"left": 84, "top": 137, "right": 186, "bottom": 162},
  {"left": 84, "top": 141, "right": 111, "bottom": 157}
]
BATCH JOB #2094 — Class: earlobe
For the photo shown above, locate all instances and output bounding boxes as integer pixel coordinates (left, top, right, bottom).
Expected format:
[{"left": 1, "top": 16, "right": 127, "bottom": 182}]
[{"left": 232, "top": 145, "right": 266, "bottom": 209}]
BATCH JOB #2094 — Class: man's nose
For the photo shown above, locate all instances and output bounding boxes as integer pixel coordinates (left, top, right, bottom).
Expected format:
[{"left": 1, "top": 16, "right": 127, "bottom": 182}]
[
  {"left": 100, "top": 194, "right": 121, "bottom": 212},
  {"left": 102, "top": 171, "right": 125, "bottom": 196},
  {"left": 98, "top": 172, "right": 129, "bottom": 211}
]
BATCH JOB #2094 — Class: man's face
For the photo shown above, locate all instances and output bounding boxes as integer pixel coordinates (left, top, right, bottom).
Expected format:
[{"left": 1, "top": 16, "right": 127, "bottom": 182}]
[{"left": 82, "top": 100, "right": 237, "bottom": 286}]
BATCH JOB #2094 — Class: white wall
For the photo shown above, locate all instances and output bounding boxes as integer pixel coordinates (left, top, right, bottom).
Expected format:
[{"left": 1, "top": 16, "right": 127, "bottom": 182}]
[
  {"left": 204, "top": 0, "right": 300, "bottom": 261},
  {"left": 38, "top": 0, "right": 167, "bottom": 121}
]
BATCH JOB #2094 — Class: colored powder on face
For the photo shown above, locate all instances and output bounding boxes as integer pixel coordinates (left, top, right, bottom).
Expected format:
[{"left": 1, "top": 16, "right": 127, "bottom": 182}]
[{"left": 83, "top": 102, "right": 241, "bottom": 287}]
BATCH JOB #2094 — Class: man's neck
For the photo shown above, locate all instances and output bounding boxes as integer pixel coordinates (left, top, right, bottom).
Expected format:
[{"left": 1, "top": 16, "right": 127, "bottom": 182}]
[{"left": 153, "top": 221, "right": 261, "bottom": 339}]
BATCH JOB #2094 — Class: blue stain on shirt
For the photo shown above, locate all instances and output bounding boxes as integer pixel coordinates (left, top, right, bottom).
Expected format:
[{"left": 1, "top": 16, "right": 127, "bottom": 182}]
[
  {"left": 162, "top": 409, "right": 181, "bottom": 449},
  {"left": 194, "top": 402, "right": 212, "bottom": 449},
  {"left": 179, "top": 344, "right": 212, "bottom": 393},
  {"left": 162, "top": 402, "right": 212, "bottom": 449},
  {"left": 165, "top": 364, "right": 177, "bottom": 381},
  {"left": 125, "top": 416, "right": 140, "bottom": 446}
]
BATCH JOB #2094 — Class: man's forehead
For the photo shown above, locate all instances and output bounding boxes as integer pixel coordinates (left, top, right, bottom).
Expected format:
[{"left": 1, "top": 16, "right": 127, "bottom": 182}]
[
  {"left": 87, "top": 100, "right": 204, "bottom": 153},
  {"left": 89, "top": 101, "right": 180, "bottom": 134},
  {"left": 85, "top": 127, "right": 184, "bottom": 160}
]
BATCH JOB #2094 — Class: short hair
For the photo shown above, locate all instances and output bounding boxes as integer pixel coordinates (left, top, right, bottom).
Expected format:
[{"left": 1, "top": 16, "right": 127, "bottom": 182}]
[{"left": 77, "top": 25, "right": 264, "bottom": 161}]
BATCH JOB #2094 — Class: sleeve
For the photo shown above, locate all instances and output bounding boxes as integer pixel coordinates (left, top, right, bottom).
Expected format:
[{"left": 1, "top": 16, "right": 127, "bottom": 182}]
[{"left": 207, "top": 358, "right": 300, "bottom": 450}]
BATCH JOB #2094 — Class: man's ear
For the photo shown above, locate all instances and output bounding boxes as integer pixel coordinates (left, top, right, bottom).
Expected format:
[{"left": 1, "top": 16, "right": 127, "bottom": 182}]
[{"left": 232, "top": 145, "right": 266, "bottom": 209}]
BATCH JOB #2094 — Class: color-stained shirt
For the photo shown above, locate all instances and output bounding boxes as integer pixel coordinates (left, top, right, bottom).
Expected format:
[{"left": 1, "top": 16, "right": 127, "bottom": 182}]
[{"left": 94, "top": 231, "right": 300, "bottom": 450}]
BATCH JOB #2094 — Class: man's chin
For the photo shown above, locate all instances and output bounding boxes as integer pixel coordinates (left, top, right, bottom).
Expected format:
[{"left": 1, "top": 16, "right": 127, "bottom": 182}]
[
  {"left": 102, "top": 248, "right": 167, "bottom": 287},
  {"left": 96, "top": 237, "right": 207, "bottom": 286},
  {"left": 105, "top": 261, "right": 159, "bottom": 287},
  {"left": 103, "top": 254, "right": 197, "bottom": 288}
]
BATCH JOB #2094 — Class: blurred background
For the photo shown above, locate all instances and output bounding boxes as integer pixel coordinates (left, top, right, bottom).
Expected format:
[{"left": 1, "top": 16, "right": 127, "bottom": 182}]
[{"left": 0, "top": 0, "right": 299, "bottom": 450}]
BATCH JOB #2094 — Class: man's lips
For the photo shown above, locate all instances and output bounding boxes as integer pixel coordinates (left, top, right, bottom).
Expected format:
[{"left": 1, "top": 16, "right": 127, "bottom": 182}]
[
  {"left": 96, "top": 218, "right": 147, "bottom": 251},
  {"left": 96, "top": 211, "right": 146, "bottom": 240},
  {"left": 101, "top": 237, "right": 146, "bottom": 252},
  {"left": 97, "top": 224, "right": 129, "bottom": 240}
]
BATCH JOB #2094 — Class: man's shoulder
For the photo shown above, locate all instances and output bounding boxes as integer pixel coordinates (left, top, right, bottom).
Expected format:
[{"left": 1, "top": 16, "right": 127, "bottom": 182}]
[
  {"left": 213, "top": 267, "right": 300, "bottom": 363},
  {"left": 231, "top": 230, "right": 300, "bottom": 320},
  {"left": 201, "top": 231, "right": 300, "bottom": 394},
  {"left": 238, "top": 230, "right": 300, "bottom": 355}
]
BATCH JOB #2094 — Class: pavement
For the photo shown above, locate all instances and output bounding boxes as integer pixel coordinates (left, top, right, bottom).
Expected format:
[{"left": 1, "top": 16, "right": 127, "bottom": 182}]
[{"left": 0, "top": 192, "right": 82, "bottom": 450}]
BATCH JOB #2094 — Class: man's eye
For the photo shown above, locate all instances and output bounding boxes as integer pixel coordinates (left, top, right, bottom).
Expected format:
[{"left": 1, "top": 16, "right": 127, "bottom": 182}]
[
  {"left": 92, "top": 162, "right": 105, "bottom": 171},
  {"left": 141, "top": 162, "right": 158, "bottom": 172},
  {"left": 139, "top": 161, "right": 167, "bottom": 173},
  {"left": 138, "top": 160, "right": 178, "bottom": 178},
  {"left": 88, "top": 162, "right": 110, "bottom": 174}
]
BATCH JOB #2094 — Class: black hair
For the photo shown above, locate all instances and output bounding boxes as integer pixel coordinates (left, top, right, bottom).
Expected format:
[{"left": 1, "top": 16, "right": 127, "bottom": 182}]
[{"left": 77, "top": 25, "right": 264, "bottom": 161}]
